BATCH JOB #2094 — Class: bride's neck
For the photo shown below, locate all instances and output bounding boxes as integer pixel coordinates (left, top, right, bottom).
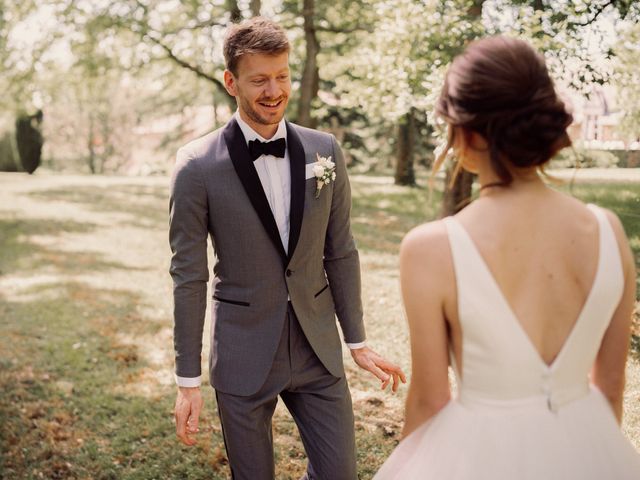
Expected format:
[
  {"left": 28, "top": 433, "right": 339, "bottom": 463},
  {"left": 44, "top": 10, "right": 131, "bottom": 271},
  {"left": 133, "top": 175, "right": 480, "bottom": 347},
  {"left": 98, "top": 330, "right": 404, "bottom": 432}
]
[{"left": 476, "top": 165, "right": 545, "bottom": 197}]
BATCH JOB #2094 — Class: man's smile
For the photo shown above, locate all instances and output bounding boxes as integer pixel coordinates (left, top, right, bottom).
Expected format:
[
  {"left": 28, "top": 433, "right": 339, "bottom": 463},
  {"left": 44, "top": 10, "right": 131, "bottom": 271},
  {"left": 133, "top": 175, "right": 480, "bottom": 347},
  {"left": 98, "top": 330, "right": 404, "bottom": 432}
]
[{"left": 258, "top": 98, "right": 285, "bottom": 109}]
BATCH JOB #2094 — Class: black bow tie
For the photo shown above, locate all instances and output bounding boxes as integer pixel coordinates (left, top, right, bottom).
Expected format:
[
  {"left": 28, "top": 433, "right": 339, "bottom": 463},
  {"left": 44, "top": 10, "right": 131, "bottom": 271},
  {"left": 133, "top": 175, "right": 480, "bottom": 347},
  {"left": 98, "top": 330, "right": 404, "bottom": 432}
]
[{"left": 248, "top": 138, "right": 286, "bottom": 161}]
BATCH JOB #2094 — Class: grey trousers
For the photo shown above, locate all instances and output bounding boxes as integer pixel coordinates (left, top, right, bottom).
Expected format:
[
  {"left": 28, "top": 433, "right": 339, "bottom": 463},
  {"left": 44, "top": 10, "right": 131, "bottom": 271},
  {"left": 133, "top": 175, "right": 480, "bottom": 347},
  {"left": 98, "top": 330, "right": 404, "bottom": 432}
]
[{"left": 214, "top": 304, "right": 357, "bottom": 480}]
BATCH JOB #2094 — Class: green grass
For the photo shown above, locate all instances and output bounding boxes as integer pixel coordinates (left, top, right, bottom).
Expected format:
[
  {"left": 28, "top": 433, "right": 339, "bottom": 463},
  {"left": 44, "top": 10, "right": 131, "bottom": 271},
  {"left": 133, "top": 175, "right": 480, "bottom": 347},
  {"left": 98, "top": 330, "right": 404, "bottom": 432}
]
[{"left": 0, "top": 172, "right": 638, "bottom": 479}]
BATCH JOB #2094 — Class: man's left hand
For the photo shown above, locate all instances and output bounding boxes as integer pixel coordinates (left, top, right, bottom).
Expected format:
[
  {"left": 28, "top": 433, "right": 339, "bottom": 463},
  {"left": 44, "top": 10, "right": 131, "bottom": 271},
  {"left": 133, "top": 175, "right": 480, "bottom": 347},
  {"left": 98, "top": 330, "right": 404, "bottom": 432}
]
[{"left": 350, "top": 347, "right": 407, "bottom": 392}]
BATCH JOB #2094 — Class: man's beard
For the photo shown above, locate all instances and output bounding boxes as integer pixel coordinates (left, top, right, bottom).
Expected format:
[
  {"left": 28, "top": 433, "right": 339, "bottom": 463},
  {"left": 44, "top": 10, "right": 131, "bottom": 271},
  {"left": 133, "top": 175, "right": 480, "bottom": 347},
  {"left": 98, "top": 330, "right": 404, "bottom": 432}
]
[{"left": 238, "top": 95, "right": 286, "bottom": 126}]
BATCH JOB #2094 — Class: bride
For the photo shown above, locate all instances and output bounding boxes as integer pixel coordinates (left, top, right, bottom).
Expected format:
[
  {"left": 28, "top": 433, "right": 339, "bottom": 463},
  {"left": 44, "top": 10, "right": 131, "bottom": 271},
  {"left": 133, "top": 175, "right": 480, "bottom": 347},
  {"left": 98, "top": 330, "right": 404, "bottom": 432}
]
[{"left": 375, "top": 36, "right": 640, "bottom": 479}]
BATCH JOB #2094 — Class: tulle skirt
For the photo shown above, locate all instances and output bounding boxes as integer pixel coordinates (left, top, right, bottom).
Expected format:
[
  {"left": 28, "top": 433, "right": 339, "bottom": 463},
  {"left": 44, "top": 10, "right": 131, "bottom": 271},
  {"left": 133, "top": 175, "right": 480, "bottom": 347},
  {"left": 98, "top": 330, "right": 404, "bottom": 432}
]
[{"left": 374, "top": 388, "right": 640, "bottom": 479}]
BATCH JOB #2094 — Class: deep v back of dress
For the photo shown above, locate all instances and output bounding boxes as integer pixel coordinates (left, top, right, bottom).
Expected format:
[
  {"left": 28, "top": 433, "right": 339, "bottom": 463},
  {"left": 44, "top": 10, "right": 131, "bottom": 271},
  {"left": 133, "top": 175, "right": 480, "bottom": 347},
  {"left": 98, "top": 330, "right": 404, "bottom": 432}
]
[
  {"left": 375, "top": 204, "right": 640, "bottom": 480},
  {"left": 446, "top": 204, "right": 622, "bottom": 408}
]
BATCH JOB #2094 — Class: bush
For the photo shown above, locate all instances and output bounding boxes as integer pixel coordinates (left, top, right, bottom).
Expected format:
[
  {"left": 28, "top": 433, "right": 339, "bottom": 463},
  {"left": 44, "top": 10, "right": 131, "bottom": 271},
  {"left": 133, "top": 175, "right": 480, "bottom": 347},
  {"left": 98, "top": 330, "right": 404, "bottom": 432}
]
[
  {"left": 551, "top": 148, "right": 620, "bottom": 169},
  {"left": 15, "top": 111, "right": 44, "bottom": 174}
]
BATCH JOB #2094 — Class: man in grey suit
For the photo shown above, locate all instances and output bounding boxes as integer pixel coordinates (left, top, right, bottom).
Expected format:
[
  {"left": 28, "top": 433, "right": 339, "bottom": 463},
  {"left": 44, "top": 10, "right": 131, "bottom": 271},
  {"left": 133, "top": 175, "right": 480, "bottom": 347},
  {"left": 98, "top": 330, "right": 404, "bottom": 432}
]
[{"left": 169, "top": 17, "right": 405, "bottom": 480}]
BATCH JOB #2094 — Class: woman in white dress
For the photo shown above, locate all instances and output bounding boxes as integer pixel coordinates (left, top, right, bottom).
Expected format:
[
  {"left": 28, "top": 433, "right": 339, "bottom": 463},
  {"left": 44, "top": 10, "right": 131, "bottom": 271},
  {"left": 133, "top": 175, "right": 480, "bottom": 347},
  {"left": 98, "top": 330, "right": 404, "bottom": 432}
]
[{"left": 375, "top": 36, "right": 640, "bottom": 479}]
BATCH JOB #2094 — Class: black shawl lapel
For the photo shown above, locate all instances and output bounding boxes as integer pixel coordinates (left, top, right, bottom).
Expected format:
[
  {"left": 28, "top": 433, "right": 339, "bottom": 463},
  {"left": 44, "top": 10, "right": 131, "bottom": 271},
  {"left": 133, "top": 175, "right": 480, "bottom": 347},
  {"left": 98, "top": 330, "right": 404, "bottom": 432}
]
[
  {"left": 222, "top": 117, "right": 288, "bottom": 265},
  {"left": 286, "top": 121, "right": 305, "bottom": 262}
]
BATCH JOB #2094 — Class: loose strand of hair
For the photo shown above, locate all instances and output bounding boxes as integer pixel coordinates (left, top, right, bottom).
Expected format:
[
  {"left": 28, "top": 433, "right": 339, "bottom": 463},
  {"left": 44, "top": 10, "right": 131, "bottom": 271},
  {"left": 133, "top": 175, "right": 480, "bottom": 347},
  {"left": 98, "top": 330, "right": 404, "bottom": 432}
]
[{"left": 429, "top": 125, "right": 455, "bottom": 201}]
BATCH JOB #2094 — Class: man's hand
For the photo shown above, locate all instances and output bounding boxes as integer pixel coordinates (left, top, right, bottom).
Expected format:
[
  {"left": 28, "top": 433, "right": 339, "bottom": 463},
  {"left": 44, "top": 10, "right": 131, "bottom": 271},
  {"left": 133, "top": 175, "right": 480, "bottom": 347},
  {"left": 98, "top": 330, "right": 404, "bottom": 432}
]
[
  {"left": 350, "top": 347, "right": 407, "bottom": 392},
  {"left": 174, "top": 386, "right": 203, "bottom": 446}
]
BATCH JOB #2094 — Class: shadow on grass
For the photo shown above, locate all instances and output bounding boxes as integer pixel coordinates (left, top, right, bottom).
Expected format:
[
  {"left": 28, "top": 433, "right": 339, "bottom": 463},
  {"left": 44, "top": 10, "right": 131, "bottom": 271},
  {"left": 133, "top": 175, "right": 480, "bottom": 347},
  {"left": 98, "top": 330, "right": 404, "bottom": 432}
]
[
  {"left": 27, "top": 184, "right": 168, "bottom": 230},
  {"left": 351, "top": 184, "right": 442, "bottom": 255},
  {"left": 0, "top": 281, "right": 227, "bottom": 480}
]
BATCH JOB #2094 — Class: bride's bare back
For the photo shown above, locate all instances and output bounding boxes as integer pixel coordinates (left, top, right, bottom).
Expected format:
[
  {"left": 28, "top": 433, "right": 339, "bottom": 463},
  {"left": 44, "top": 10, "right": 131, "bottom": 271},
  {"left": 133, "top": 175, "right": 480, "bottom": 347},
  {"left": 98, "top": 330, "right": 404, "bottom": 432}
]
[{"left": 453, "top": 185, "right": 601, "bottom": 367}]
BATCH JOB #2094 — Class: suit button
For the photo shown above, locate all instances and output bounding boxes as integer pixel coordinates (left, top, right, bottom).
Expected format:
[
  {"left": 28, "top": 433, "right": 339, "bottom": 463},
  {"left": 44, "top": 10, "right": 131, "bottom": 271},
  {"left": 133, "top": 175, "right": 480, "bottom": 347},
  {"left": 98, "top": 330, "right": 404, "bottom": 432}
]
[{"left": 286, "top": 269, "right": 292, "bottom": 277}]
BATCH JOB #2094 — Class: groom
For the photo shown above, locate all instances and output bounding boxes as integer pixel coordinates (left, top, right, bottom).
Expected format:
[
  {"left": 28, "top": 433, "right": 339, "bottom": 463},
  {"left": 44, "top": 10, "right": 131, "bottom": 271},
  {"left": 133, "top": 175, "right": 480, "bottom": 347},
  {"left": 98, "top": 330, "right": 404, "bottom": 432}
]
[{"left": 169, "top": 17, "right": 405, "bottom": 480}]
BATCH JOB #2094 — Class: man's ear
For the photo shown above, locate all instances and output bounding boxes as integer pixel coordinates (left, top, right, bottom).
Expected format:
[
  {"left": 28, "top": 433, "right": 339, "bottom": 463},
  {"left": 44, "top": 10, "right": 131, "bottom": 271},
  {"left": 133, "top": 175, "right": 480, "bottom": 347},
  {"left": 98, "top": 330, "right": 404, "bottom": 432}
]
[{"left": 223, "top": 70, "right": 237, "bottom": 97}]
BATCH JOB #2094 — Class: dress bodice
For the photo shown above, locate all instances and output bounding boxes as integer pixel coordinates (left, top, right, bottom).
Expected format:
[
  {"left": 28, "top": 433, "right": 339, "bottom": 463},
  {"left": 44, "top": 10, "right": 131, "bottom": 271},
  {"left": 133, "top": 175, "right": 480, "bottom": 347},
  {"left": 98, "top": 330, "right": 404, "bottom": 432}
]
[{"left": 443, "top": 205, "right": 624, "bottom": 411}]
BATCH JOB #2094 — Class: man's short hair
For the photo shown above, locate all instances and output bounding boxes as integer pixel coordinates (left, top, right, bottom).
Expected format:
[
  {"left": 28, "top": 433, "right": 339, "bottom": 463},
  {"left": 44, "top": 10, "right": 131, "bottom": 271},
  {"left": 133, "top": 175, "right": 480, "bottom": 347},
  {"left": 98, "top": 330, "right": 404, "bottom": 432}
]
[{"left": 223, "top": 17, "right": 290, "bottom": 76}]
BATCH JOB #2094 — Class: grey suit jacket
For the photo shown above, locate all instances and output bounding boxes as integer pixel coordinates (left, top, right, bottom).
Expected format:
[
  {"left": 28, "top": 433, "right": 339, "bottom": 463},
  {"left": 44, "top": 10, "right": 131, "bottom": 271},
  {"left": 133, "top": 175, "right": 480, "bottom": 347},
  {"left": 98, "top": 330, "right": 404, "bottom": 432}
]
[{"left": 169, "top": 117, "right": 365, "bottom": 396}]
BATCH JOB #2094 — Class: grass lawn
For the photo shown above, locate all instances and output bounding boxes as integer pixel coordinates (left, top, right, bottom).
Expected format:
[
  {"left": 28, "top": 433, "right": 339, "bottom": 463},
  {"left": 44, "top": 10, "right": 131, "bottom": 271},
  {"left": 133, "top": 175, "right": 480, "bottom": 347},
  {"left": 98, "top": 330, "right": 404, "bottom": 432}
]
[{"left": 0, "top": 171, "right": 638, "bottom": 479}]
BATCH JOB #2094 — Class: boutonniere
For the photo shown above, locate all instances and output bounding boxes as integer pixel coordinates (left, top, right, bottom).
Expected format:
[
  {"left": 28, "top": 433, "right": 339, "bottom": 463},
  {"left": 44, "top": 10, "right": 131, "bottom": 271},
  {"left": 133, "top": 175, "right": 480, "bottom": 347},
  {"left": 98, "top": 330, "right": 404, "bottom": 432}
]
[{"left": 313, "top": 153, "right": 336, "bottom": 198}]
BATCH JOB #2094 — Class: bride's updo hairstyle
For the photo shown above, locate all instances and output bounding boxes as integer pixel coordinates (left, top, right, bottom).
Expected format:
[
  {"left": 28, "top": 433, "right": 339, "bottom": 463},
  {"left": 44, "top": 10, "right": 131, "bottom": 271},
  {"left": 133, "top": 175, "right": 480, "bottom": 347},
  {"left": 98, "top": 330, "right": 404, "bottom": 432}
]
[{"left": 434, "top": 36, "right": 573, "bottom": 185}]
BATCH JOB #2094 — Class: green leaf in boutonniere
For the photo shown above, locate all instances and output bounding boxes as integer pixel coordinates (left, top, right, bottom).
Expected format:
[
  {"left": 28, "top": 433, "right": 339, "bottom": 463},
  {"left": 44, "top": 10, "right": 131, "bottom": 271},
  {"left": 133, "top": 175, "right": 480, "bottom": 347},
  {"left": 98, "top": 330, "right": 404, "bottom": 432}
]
[{"left": 313, "top": 153, "right": 336, "bottom": 198}]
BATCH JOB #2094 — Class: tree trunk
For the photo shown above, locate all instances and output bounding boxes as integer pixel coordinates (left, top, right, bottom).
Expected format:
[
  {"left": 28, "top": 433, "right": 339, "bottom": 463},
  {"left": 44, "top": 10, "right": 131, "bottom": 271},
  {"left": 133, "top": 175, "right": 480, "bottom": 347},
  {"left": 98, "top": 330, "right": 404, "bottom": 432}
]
[
  {"left": 87, "top": 114, "right": 96, "bottom": 174},
  {"left": 226, "top": 0, "right": 241, "bottom": 23},
  {"left": 441, "top": 169, "right": 474, "bottom": 216},
  {"left": 394, "top": 111, "right": 416, "bottom": 186},
  {"left": 467, "top": 0, "right": 484, "bottom": 17},
  {"left": 250, "top": 0, "right": 261, "bottom": 16},
  {"left": 297, "top": 0, "right": 319, "bottom": 128}
]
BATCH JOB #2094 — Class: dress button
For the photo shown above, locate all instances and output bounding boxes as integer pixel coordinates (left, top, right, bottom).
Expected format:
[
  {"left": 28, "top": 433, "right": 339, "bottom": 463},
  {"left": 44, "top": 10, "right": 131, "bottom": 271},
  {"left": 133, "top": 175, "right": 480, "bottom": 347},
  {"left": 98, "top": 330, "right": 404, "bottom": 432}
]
[{"left": 286, "top": 269, "right": 292, "bottom": 277}]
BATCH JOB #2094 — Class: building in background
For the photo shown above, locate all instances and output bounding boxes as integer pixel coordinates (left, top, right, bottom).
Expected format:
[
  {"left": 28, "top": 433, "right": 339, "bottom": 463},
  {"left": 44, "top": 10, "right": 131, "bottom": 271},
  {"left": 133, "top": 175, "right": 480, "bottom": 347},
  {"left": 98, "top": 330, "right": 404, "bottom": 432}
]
[{"left": 567, "top": 85, "right": 639, "bottom": 151}]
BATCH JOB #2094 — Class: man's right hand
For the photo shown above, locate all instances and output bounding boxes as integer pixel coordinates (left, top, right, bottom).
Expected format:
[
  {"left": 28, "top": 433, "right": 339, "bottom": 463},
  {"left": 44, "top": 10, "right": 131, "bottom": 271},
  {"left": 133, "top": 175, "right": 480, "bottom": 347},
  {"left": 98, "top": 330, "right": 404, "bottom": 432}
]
[{"left": 174, "top": 386, "right": 203, "bottom": 446}]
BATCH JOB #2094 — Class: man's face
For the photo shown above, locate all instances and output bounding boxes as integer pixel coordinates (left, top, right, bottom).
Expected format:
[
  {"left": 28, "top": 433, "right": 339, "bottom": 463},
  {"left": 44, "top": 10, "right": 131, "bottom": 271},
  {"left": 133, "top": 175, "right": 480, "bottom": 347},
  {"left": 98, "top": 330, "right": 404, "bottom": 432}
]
[{"left": 224, "top": 52, "right": 291, "bottom": 137}]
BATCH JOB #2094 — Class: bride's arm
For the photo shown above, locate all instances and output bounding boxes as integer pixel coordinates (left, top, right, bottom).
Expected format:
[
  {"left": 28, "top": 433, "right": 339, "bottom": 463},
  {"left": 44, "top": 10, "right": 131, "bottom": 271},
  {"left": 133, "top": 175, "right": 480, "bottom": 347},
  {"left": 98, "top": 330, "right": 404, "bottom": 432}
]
[
  {"left": 399, "top": 220, "right": 453, "bottom": 439},
  {"left": 592, "top": 209, "right": 636, "bottom": 424}
]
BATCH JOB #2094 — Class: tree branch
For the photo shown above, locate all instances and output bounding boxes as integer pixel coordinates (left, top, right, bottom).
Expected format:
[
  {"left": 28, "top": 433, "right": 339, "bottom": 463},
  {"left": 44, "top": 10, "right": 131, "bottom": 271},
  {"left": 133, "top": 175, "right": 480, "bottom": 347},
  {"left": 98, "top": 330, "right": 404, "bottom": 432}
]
[
  {"left": 131, "top": 0, "right": 230, "bottom": 96},
  {"left": 574, "top": 0, "right": 616, "bottom": 26},
  {"left": 145, "top": 33, "right": 226, "bottom": 91},
  {"left": 161, "top": 18, "right": 228, "bottom": 36},
  {"left": 316, "top": 24, "right": 373, "bottom": 34}
]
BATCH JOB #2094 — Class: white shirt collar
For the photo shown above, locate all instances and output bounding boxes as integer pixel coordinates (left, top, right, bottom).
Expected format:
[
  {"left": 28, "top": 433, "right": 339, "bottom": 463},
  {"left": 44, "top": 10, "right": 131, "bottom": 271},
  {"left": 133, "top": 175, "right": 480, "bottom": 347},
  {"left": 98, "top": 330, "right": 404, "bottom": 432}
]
[{"left": 234, "top": 111, "right": 287, "bottom": 146}]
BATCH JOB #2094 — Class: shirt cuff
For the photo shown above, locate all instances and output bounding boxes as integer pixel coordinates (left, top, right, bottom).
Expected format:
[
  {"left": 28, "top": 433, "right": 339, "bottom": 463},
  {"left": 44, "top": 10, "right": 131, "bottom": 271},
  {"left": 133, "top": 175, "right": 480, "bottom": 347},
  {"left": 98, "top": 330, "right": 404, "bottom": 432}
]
[
  {"left": 346, "top": 341, "right": 366, "bottom": 350},
  {"left": 175, "top": 375, "right": 201, "bottom": 388}
]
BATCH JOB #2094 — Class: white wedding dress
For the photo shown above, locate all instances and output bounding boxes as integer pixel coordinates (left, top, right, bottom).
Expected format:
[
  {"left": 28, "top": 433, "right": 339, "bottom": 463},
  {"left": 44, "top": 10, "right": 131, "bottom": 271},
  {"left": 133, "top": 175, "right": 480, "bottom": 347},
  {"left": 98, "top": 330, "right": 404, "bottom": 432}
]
[{"left": 375, "top": 205, "right": 640, "bottom": 479}]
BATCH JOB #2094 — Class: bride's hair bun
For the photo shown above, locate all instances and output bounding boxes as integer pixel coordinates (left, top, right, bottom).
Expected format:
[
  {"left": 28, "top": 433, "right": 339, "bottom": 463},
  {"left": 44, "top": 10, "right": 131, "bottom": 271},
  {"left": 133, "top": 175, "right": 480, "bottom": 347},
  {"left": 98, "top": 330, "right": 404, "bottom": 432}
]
[{"left": 436, "top": 36, "right": 573, "bottom": 184}]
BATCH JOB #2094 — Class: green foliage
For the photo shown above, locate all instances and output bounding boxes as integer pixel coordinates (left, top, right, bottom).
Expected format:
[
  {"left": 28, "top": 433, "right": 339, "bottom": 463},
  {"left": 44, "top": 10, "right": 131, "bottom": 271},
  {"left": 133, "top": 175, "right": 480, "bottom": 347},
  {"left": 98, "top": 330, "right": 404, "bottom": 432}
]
[
  {"left": 552, "top": 147, "right": 620, "bottom": 169},
  {"left": 330, "top": 0, "right": 480, "bottom": 123},
  {"left": 3, "top": 0, "right": 640, "bottom": 174},
  {"left": 0, "top": 1, "right": 41, "bottom": 114}
]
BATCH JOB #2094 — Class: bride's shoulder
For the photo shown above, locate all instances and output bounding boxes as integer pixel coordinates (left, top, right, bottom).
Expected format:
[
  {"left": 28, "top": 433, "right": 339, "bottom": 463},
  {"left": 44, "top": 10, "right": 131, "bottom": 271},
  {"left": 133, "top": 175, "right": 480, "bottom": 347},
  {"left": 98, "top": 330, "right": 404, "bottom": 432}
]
[
  {"left": 399, "top": 220, "right": 454, "bottom": 294},
  {"left": 400, "top": 220, "right": 450, "bottom": 264}
]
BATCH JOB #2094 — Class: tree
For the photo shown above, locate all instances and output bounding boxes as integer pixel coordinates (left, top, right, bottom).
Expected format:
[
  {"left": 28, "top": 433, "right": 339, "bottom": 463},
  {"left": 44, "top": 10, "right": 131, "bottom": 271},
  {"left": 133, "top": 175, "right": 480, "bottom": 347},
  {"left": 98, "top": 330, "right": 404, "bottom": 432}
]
[
  {"left": 297, "top": 0, "right": 320, "bottom": 127},
  {"left": 2, "top": 0, "right": 251, "bottom": 172},
  {"left": 331, "top": 0, "right": 481, "bottom": 185}
]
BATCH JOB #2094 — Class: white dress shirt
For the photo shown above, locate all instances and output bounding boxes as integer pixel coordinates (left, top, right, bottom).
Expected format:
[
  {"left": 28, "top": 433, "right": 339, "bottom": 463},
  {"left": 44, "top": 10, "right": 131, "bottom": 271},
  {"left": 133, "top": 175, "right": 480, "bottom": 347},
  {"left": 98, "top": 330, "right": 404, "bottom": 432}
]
[
  {"left": 175, "top": 113, "right": 363, "bottom": 388},
  {"left": 235, "top": 112, "right": 291, "bottom": 253}
]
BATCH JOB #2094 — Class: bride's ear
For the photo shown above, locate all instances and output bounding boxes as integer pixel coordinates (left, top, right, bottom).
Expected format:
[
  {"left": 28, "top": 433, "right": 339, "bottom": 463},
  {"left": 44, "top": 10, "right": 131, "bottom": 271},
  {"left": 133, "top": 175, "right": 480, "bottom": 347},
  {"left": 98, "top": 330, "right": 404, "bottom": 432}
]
[
  {"left": 454, "top": 128, "right": 487, "bottom": 174},
  {"left": 466, "top": 130, "right": 489, "bottom": 151},
  {"left": 453, "top": 127, "right": 489, "bottom": 156}
]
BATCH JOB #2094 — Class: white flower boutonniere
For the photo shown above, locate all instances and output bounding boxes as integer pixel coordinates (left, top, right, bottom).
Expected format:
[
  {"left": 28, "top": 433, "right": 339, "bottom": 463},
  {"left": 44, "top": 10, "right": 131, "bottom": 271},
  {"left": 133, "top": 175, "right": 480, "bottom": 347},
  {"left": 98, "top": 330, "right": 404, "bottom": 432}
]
[{"left": 313, "top": 153, "right": 336, "bottom": 198}]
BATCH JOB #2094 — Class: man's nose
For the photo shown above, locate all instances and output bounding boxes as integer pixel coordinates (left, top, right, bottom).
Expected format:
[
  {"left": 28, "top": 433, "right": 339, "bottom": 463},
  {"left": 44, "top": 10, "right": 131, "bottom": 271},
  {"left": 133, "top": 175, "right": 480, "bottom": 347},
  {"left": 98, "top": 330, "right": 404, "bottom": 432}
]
[{"left": 264, "top": 79, "right": 279, "bottom": 98}]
